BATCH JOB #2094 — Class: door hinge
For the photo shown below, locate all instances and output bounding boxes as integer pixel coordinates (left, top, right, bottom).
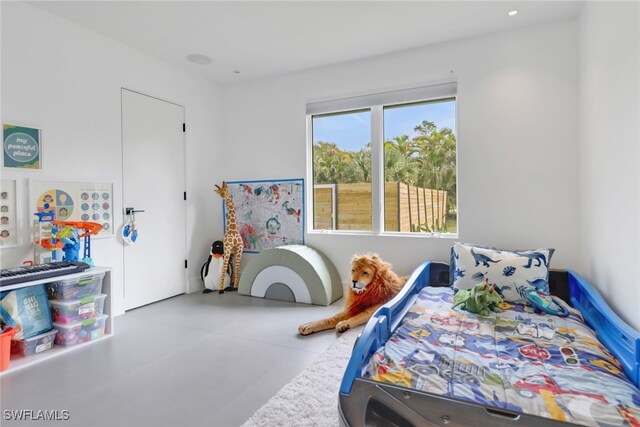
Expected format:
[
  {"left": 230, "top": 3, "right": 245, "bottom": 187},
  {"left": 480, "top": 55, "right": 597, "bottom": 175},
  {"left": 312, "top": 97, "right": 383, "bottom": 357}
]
[
  {"left": 184, "top": 191, "right": 187, "bottom": 201},
  {"left": 185, "top": 260, "right": 188, "bottom": 269},
  {"left": 182, "top": 123, "right": 186, "bottom": 132}
]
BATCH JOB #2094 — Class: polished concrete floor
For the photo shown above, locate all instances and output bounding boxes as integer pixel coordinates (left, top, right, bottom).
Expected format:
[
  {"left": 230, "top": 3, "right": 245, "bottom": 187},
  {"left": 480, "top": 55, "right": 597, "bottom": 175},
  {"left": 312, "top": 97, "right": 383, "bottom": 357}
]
[{"left": 0, "top": 291, "right": 344, "bottom": 427}]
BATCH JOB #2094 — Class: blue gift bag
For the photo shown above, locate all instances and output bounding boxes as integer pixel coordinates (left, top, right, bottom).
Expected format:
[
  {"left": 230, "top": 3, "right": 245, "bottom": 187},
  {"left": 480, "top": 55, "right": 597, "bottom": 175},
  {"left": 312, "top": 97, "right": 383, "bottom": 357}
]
[{"left": 0, "top": 284, "right": 52, "bottom": 339}]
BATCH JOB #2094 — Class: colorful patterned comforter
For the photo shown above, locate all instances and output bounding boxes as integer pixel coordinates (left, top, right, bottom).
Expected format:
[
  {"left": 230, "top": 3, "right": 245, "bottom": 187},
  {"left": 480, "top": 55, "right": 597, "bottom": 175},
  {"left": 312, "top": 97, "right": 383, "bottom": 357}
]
[{"left": 365, "top": 287, "right": 640, "bottom": 426}]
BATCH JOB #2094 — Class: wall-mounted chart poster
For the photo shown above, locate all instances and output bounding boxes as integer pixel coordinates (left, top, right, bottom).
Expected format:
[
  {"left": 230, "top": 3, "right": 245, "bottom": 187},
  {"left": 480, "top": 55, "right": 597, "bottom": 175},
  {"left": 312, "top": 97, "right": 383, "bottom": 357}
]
[
  {"left": 0, "top": 179, "right": 18, "bottom": 247},
  {"left": 30, "top": 181, "right": 114, "bottom": 238},
  {"left": 3, "top": 124, "right": 41, "bottom": 170},
  {"left": 225, "top": 179, "right": 304, "bottom": 253}
]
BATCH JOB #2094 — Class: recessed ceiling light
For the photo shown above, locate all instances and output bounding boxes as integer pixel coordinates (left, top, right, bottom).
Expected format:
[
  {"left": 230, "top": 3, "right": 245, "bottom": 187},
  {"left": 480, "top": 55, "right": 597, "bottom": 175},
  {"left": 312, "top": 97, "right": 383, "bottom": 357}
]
[
  {"left": 186, "top": 54, "right": 212, "bottom": 65},
  {"left": 233, "top": 70, "right": 240, "bottom": 74},
  {"left": 508, "top": 10, "right": 518, "bottom": 16}
]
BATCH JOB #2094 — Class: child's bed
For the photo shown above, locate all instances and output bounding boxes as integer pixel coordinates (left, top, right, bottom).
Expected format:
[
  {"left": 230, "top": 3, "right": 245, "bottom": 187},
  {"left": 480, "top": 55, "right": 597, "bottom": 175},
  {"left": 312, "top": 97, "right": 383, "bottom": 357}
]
[{"left": 339, "top": 262, "right": 640, "bottom": 427}]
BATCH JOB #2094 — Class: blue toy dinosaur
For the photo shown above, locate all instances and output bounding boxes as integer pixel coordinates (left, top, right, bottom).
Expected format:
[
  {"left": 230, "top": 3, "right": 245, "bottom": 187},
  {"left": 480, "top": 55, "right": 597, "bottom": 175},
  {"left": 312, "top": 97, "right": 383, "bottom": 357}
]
[{"left": 470, "top": 248, "right": 500, "bottom": 267}]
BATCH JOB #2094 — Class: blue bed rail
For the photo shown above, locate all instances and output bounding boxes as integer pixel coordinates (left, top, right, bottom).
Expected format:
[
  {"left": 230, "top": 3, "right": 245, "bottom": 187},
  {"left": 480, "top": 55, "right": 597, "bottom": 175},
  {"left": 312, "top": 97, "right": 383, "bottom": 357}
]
[
  {"left": 567, "top": 270, "right": 640, "bottom": 387},
  {"left": 340, "top": 262, "right": 640, "bottom": 395},
  {"left": 340, "top": 261, "right": 447, "bottom": 394}
]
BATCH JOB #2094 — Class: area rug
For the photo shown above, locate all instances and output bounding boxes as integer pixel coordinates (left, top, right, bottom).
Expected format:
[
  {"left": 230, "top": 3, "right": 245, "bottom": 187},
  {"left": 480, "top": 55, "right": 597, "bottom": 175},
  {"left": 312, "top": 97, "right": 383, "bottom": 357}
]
[{"left": 241, "top": 326, "right": 363, "bottom": 427}]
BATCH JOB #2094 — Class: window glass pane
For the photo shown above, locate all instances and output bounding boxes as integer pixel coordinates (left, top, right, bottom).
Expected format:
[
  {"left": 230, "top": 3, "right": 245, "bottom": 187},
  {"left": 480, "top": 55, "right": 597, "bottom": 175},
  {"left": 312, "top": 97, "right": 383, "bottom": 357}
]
[
  {"left": 383, "top": 99, "right": 457, "bottom": 234},
  {"left": 312, "top": 110, "right": 371, "bottom": 231}
]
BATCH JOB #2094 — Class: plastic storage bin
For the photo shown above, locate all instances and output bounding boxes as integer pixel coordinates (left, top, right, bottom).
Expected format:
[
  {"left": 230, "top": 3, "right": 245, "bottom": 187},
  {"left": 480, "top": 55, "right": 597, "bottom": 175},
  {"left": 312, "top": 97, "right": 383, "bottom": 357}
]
[
  {"left": 0, "top": 327, "right": 17, "bottom": 371},
  {"left": 49, "top": 294, "right": 106, "bottom": 324},
  {"left": 45, "top": 272, "right": 105, "bottom": 301},
  {"left": 11, "top": 329, "right": 58, "bottom": 356},
  {"left": 53, "top": 314, "right": 108, "bottom": 347}
]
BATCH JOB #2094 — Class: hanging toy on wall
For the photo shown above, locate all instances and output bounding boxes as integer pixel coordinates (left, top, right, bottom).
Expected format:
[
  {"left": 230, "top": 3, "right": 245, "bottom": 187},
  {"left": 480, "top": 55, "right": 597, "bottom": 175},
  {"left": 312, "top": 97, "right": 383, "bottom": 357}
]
[
  {"left": 201, "top": 241, "right": 232, "bottom": 294},
  {"left": 122, "top": 208, "right": 140, "bottom": 246}
]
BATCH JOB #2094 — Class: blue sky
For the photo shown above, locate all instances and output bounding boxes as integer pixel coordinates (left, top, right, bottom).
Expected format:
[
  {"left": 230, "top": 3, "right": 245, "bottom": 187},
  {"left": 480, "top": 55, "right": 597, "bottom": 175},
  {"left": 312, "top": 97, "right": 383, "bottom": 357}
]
[{"left": 312, "top": 99, "right": 456, "bottom": 152}]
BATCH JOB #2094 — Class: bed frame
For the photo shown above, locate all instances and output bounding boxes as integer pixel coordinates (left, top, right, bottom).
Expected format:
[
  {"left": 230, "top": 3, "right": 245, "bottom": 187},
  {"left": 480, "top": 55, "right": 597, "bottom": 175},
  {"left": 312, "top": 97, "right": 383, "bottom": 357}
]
[{"left": 338, "top": 261, "right": 640, "bottom": 427}]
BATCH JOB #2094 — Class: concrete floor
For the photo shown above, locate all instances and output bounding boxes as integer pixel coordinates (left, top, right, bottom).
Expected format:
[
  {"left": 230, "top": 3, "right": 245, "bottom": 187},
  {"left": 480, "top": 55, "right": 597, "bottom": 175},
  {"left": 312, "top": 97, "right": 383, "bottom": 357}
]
[{"left": 0, "top": 291, "right": 344, "bottom": 427}]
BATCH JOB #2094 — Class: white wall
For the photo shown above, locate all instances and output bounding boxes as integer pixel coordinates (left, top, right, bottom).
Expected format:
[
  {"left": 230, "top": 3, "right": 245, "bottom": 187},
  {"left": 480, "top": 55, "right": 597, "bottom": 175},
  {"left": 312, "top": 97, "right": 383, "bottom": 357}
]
[
  {"left": 579, "top": 2, "right": 640, "bottom": 330},
  {"left": 4, "top": 3, "right": 636, "bottom": 331},
  {"left": 220, "top": 20, "right": 580, "bottom": 282},
  {"left": 1, "top": 2, "right": 223, "bottom": 316}
]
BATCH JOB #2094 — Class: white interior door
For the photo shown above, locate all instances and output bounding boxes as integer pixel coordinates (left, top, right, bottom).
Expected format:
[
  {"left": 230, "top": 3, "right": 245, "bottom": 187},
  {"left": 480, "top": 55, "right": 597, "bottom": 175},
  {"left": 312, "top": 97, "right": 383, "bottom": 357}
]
[{"left": 121, "top": 89, "right": 186, "bottom": 310}]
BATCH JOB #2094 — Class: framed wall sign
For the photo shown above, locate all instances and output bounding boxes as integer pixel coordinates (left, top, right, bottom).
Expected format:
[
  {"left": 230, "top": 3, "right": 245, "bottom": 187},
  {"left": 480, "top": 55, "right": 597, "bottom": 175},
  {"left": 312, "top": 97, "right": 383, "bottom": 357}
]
[
  {"left": 0, "top": 179, "right": 18, "bottom": 247},
  {"left": 30, "top": 180, "right": 114, "bottom": 238},
  {"left": 3, "top": 124, "right": 41, "bottom": 170}
]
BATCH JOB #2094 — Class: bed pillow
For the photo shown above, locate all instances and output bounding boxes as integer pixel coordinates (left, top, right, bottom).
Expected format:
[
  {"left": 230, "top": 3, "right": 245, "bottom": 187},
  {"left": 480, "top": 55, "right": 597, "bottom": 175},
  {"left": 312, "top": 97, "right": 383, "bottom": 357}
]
[{"left": 450, "top": 242, "right": 554, "bottom": 304}]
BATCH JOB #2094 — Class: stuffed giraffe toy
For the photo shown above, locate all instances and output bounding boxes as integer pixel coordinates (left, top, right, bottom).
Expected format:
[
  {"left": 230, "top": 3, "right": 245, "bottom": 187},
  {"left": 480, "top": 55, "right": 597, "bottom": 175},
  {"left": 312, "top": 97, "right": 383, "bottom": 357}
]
[{"left": 214, "top": 182, "right": 244, "bottom": 294}]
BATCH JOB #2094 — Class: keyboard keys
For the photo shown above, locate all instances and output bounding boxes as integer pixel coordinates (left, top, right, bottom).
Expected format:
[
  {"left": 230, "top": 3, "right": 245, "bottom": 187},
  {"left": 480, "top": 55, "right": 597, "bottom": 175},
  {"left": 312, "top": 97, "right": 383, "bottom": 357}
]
[{"left": 0, "top": 262, "right": 90, "bottom": 288}]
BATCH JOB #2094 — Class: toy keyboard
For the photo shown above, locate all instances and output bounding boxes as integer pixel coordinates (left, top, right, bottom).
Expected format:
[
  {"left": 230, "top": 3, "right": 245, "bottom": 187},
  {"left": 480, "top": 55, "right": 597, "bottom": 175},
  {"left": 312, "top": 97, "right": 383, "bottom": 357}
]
[{"left": 0, "top": 261, "right": 90, "bottom": 288}]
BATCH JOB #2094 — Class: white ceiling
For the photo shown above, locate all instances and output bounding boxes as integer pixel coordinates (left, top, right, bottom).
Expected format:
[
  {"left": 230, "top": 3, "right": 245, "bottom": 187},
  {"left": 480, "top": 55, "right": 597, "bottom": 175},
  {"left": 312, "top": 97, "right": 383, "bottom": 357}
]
[{"left": 29, "top": 1, "right": 583, "bottom": 85}]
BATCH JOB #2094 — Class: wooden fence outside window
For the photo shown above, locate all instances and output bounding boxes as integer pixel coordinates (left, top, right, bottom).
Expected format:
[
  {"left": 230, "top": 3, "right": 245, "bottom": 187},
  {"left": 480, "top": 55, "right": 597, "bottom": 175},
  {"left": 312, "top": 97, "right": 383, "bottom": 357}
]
[{"left": 313, "top": 182, "right": 447, "bottom": 232}]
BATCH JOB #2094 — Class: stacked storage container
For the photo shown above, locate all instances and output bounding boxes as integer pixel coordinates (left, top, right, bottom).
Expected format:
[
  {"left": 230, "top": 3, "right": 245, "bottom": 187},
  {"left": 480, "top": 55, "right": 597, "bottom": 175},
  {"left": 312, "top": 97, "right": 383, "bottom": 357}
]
[
  {"left": 46, "top": 272, "right": 108, "bottom": 347},
  {"left": 11, "top": 329, "right": 57, "bottom": 357},
  {"left": 7, "top": 284, "right": 57, "bottom": 358}
]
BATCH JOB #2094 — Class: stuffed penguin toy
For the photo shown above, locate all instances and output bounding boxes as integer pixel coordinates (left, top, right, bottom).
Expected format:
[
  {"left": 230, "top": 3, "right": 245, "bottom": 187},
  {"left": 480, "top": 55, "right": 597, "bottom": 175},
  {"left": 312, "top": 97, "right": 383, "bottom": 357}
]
[{"left": 201, "top": 241, "right": 232, "bottom": 293}]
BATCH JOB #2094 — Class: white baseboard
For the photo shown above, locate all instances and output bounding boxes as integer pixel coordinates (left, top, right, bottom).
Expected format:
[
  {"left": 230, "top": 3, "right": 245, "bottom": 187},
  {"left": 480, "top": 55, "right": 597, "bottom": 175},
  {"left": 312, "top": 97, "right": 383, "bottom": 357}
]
[{"left": 187, "top": 276, "right": 204, "bottom": 294}]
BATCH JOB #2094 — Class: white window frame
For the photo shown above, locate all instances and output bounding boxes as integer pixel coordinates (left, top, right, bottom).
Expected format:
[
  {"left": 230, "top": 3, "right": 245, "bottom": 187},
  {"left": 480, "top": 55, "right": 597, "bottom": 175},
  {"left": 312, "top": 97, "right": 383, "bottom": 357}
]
[{"left": 306, "top": 80, "right": 458, "bottom": 238}]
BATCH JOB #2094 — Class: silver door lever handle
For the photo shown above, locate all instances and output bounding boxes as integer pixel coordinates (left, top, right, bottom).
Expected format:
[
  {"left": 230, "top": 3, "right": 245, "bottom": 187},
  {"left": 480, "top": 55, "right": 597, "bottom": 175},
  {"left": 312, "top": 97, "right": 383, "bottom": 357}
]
[{"left": 125, "top": 207, "right": 145, "bottom": 215}]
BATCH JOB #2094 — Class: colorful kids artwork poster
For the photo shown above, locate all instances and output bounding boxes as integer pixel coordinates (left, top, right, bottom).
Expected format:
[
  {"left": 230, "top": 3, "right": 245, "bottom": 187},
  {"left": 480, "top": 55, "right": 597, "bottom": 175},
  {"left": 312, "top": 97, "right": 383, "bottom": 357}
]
[
  {"left": 225, "top": 179, "right": 304, "bottom": 253},
  {"left": 0, "top": 179, "right": 18, "bottom": 247},
  {"left": 30, "top": 181, "right": 114, "bottom": 238},
  {"left": 3, "top": 124, "right": 41, "bottom": 169}
]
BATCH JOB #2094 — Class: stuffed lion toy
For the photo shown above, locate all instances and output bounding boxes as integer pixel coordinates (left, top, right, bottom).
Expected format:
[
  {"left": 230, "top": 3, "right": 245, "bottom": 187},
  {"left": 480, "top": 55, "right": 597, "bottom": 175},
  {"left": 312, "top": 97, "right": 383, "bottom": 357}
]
[{"left": 298, "top": 253, "right": 406, "bottom": 335}]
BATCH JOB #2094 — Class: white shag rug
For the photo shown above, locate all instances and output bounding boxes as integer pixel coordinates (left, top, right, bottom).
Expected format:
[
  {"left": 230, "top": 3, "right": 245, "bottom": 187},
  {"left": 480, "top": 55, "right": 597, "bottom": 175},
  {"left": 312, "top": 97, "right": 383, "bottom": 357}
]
[{"left": 242, "top": 327, "right": 363, "bottom": 427}]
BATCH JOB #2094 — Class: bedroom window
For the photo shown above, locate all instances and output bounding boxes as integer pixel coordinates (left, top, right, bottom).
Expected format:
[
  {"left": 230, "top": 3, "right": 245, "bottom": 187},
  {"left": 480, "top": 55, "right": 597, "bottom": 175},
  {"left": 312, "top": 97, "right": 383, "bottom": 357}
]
[
  {"left": 307, "top": 82, "right": 457, "bottom": 236},
  {"left": 311, "top": 110, "right": 372, "bottom": 231}
]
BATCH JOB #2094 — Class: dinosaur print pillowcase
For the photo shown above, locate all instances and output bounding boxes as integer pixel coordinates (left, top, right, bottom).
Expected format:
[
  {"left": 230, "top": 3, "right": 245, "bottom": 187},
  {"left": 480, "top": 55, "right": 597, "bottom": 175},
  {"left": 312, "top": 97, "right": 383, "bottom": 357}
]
[{"left": 450, "top": 242, "right": 555, "bottom": 305}]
